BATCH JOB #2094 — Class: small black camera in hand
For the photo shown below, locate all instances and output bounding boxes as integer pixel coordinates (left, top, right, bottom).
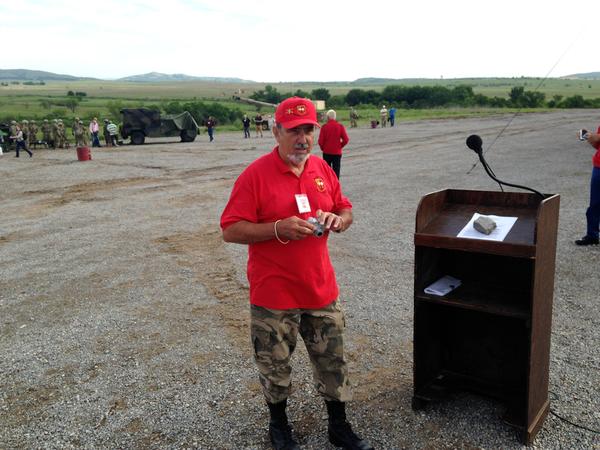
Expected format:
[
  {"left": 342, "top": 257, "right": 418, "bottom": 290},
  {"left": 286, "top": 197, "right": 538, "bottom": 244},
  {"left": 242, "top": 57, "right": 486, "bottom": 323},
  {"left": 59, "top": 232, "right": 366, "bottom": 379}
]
[{"left": 307, "top": 217, "right": 326, "bottom": 237}]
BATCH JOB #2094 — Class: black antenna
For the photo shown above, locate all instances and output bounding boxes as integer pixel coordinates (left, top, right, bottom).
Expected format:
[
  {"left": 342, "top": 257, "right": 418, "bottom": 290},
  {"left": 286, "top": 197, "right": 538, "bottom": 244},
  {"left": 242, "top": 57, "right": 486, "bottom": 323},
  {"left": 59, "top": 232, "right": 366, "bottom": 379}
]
[{"left": 467, "top": 10, "right": 598, "bottom": 175}]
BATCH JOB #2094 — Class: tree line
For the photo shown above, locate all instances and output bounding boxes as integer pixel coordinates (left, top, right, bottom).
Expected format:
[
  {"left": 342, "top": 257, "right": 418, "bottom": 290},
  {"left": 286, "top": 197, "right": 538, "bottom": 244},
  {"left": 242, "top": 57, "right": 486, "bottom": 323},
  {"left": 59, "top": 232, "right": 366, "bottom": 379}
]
[{"left": 249, "top": 84, "right": 600, "bottom": 110}]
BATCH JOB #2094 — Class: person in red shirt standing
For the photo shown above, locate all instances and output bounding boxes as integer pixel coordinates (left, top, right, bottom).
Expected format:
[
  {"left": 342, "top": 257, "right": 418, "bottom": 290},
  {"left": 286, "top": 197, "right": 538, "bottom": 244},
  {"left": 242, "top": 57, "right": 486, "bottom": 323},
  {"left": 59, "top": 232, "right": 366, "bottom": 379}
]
[
  {"left": 575, "top": 125, "right": 600, "bottom": 245},
  {"left": 318, "top": 109, "right": 349, "bottom": 179},
  {"left": 220, "top": 97, "right": 373, "bottom": 450}
]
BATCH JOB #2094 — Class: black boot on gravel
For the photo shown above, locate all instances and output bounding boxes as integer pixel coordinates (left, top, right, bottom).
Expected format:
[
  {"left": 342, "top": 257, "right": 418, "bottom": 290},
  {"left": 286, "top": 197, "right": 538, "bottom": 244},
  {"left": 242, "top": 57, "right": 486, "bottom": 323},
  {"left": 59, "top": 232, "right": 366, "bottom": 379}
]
[
  {"left": 267, "top": 399, "right": 300, "bottom": 450},
  {"left": 325, "top": 400, "right": 374, "bottom": 450}
]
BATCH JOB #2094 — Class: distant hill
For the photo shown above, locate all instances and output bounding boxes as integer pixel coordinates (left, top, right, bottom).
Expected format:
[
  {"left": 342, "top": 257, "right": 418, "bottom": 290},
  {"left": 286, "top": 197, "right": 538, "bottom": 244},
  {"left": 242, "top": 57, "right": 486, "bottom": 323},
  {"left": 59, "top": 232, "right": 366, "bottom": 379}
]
[
  {"left": 117, "top": 72, "right": 254, "bottom": 83},
  {"left": 354, "top": 77, "right": 408, "bottom": 83},
  {"left": 2, "top": 68, "right": 598, "bottom": 83},
  {"left": 566, "top": 72, "right": 600, "bottom": 79},
  {"left": 0, "top": 69, "right": 98, "bottom": 81},
  {"left": 0, "top": 69, "right": 252, "bottom": 83}
]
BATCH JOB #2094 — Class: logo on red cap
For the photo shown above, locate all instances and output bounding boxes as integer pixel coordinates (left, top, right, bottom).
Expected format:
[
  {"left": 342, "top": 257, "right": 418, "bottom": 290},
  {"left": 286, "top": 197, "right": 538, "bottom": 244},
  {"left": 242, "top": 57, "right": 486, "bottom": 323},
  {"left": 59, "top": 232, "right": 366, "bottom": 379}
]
[{"left": 286, "top": 104, "right": 307, "bottom": 116}]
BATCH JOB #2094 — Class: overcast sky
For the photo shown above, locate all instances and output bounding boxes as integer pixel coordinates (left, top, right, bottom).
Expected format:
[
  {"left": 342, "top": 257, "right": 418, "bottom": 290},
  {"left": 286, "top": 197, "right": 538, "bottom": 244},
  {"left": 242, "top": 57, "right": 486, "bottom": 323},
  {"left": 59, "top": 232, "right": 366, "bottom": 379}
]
[{"left": 5, "top": 0, "right": 599, "bottom": 82}]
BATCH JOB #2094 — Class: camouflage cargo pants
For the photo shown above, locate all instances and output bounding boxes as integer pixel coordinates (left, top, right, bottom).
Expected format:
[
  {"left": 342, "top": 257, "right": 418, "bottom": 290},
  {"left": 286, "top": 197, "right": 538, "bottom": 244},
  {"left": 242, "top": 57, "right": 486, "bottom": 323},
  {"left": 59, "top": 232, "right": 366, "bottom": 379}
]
[{"left": 250, "top": 297, "right": 352, "bottom": 404}]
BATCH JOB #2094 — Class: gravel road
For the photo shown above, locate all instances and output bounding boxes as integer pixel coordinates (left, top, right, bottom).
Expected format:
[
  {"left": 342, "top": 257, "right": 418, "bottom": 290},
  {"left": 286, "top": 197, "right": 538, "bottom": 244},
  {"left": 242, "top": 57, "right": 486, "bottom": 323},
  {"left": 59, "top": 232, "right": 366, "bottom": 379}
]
[{"left": 1, "top": 110, "right": 599, "bottom": 449}]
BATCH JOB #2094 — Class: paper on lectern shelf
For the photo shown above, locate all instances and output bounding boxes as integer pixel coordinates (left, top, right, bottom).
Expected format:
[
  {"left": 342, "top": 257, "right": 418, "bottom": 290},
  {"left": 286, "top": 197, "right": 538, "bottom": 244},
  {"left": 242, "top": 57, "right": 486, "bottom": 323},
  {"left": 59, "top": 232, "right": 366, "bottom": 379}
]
[{"left": 424, "top": 276, "right": 462, "bottom": 296}]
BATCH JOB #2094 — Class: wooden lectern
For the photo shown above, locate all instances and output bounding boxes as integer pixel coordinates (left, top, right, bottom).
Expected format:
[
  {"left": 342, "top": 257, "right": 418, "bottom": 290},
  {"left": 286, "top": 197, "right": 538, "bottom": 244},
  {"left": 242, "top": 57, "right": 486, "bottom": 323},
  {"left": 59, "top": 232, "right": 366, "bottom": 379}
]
[{"left": 412, "top": 189, "right": 560, "bottom": 445}]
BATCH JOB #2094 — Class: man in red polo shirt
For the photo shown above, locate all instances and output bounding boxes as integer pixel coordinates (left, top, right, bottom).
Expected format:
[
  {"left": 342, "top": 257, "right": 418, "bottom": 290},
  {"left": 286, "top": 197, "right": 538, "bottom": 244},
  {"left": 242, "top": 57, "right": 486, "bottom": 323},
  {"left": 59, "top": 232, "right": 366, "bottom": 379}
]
[
  {"left": 318, "top": 109, "right": 350, "bottom": 179},
  {"left": 220, "top": 97, "right": 373, "bottom": 450},
  {"left": 575, "top": 125, "right": 600, "bottom": 245}
]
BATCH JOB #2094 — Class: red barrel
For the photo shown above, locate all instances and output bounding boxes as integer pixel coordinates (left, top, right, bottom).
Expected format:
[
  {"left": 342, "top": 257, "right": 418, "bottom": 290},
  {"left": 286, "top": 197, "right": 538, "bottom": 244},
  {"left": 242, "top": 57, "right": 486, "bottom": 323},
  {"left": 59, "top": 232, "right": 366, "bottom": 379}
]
[{"left": 76, "top": 147, "right": 91, "bottom": 161}]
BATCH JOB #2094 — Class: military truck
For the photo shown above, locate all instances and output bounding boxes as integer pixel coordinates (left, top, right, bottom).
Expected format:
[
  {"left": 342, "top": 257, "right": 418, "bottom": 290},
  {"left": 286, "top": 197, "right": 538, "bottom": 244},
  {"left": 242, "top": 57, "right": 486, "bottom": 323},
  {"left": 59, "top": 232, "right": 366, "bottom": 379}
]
[
  {"left": 120, "top": 108, "right": 200, "bottom": 145},
  {"left": 0, "top": 123, "right": 11, "bottom": 152}
]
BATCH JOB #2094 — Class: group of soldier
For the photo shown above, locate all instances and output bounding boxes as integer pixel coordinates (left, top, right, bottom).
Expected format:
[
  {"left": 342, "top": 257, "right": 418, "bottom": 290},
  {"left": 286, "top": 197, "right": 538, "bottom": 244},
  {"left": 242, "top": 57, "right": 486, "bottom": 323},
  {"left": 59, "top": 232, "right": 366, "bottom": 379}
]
[
  {"left": 5, "top": 117, "right": 115, "bottom": 150},
  {"left": 7, "top": 118, "right": 75, "bottom": 149}
]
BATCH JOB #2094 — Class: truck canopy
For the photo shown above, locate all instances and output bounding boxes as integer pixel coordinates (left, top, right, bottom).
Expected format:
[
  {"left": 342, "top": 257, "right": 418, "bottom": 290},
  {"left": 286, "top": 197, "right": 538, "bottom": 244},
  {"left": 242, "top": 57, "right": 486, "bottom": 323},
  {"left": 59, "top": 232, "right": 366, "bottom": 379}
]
[
  {"left": 121, "top": 108, "right": 161, "bottom": 129},
  {"left": 161, "top": 112, "right": 199, "bottom": 134}
]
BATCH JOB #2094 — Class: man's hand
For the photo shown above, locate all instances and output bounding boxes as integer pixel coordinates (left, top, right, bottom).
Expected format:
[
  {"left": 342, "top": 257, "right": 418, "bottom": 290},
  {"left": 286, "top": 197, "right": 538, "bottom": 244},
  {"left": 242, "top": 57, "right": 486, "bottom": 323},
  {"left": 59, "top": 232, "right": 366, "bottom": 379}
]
[
  {"left": 586, "top": 132, "right": 600, "bottom": 150},
  {"left": 276, "top": 216, "right": 315, "bottom": 241},
  {"left": 315, "top": 209, "right": 352, "bottom": 233}
]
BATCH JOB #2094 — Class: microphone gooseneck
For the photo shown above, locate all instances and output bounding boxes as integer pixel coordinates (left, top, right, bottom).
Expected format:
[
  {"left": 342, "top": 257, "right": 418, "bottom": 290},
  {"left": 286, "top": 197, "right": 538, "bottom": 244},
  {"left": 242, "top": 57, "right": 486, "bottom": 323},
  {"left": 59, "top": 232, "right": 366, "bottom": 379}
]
[{"left": 466, "top": 135, "right": 546, "bottom": 199}]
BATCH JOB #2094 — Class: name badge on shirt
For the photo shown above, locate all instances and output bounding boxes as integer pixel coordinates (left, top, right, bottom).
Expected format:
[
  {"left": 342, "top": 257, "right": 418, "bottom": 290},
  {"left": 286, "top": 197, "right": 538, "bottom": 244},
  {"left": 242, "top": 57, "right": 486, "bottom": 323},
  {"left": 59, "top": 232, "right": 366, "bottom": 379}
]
[{"left": 295, "top": 194, "right": 311, "bottom": 214}]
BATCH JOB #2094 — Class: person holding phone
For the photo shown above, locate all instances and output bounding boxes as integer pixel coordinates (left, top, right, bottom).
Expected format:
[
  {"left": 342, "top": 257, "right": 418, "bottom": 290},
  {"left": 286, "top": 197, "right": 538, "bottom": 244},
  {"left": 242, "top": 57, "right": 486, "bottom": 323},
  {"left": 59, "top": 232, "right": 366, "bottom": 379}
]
[{"left": 575, "top": 125, "right": 600, "bottom": 245}]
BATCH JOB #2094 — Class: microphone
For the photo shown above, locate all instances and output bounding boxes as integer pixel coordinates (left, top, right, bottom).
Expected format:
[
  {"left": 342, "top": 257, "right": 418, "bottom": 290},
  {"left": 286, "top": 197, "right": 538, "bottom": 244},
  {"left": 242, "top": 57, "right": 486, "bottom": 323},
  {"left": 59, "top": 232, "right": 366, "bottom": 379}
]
[
  {"left": 466, "top": 134, "right": 483, "bottom": 155},
  {"left": 466, "top": 134, "right": 545, "bottom": 199}
]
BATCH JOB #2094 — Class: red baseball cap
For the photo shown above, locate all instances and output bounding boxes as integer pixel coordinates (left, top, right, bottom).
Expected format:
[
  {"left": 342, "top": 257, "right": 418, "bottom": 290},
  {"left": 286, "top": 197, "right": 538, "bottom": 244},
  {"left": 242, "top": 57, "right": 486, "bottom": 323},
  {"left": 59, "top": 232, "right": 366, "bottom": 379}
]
[{"left": 275, "top": 97, "right": 320, "bottom": 129}]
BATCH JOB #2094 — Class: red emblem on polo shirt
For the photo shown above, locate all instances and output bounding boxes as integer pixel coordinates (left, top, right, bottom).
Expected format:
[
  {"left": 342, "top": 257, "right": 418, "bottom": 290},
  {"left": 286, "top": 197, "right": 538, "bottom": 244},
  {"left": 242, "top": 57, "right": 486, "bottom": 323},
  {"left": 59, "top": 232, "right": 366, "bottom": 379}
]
[{"left": 315, "top": 178, "right": 326, "bottom": 193}]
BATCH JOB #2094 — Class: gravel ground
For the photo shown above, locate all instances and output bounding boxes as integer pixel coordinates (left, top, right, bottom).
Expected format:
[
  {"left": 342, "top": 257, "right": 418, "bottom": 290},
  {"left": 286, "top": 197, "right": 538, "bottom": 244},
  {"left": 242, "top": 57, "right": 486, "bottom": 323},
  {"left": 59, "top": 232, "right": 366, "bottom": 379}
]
[{"left": 1, "top": 110, "right": 599, "bottom": 450}]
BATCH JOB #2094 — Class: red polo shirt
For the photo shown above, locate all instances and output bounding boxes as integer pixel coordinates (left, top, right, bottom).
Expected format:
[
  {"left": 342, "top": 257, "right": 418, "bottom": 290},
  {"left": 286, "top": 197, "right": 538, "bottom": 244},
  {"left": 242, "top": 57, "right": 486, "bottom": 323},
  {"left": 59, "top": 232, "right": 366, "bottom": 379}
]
[
  {"left": 593, "top": 125, "right": 600, "bottom": 168},
  {"left": 318, "top": 119, "right": 349, "bottom": 156},
  {"left": 220, "top": 147, "right": 352, "bottom": 309}
]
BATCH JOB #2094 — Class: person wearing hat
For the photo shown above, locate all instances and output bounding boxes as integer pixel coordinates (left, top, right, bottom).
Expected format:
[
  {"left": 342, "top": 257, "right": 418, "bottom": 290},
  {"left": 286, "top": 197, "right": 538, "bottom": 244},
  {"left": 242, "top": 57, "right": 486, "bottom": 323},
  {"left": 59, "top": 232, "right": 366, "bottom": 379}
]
[
  {"left": 29, "top": 120, "right": 38, "bottom": 144},
  {"left": 72, "top": 117, "right": 80, "bottom": 137},
  {"left": 58, "top": 120, "right": 69, "bottom": 148},
  {"left": 380, "top": 105, "right": 387, "bottom": 127},
  {"left": 220, "top": 97, "right": 372, "bottom": 450},
  {"left": 75, "top": 120, "right": 89, "bottom": 147},
  {"left": 52, "top": 119, "right": 61, "bottom": 149},
  {"left": 22, "top": 120, "right": 30, "bottom": 147},
  {"left": 349, "top": 107, "right": 359, "bottom": 128},
  {"left": 9, "top": 121, "right": 18, "bottom": 151},
  {"left": 41, "top": 119, "right": 51, "bottom": 147},
  {"left": 103, "top": 119, "right": 111, "bottom": 147}
]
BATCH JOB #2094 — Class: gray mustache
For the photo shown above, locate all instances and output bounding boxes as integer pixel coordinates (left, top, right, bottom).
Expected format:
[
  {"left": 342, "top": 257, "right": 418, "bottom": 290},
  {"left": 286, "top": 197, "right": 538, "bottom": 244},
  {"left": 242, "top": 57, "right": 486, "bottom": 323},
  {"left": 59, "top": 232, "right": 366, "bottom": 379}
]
[{"left": 294, "top": 144, "right": 309, "bottom": 150}]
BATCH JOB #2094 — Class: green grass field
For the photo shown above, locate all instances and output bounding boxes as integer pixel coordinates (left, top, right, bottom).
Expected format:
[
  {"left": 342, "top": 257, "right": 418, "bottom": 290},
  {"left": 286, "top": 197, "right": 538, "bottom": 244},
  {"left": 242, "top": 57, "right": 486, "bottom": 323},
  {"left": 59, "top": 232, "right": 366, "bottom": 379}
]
[{"left": 1, "top": 77, "right": 598, "bottom": 130}]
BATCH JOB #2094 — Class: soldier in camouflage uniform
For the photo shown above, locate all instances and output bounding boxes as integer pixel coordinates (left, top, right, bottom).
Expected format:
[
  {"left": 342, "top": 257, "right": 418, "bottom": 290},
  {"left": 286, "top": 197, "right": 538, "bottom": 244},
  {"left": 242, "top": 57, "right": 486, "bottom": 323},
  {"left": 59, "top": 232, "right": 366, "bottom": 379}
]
[
  {"left": 103, "top": 119, "right": 110, "bottom": 146},
  {"left": 52, "top": 119, "right": 62, "bottom": 149},
  {"left": 9, "top": 121, "right": 18, "bottom": 151},
  {"left": 350, "top": 107, "right": 359, "bottom": 128},
  {"left": 72, "top": 117, "right": 80, "bottom": 138},
  {"left": 75, "top": 120, "right": 89, "bottom": 147},
  {"left": 29, "top": 120, "right": 38, "bottom": 143},
  {"left": 59, "top": 120, "right": 69, "bottom": 148},
  {"left": 22, "top": 120, "right": 30, "bottom": 146},
  {"left": 220, "top": 97, "right": 373, "bottom": 450},
  {"left": 41, "top": 119, "right": 52, "bottom": 146}
]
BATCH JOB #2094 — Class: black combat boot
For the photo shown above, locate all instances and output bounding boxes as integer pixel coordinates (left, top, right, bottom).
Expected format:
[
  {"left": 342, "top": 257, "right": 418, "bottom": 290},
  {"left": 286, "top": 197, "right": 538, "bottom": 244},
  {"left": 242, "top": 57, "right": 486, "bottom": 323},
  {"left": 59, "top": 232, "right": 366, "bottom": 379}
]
[
  {"left": 267, "top": 399, "right": 300, "bottom": 450},
  {"left": 325, "top": 400, "right": 374, "bottom": 450}
]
